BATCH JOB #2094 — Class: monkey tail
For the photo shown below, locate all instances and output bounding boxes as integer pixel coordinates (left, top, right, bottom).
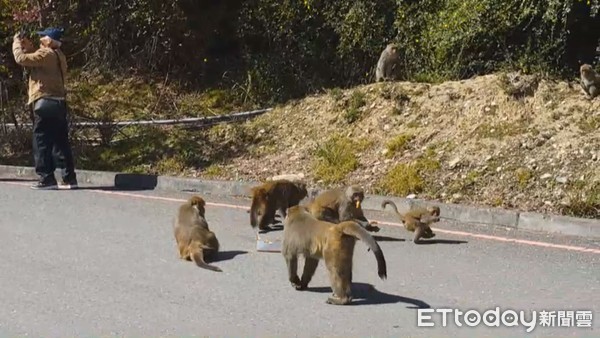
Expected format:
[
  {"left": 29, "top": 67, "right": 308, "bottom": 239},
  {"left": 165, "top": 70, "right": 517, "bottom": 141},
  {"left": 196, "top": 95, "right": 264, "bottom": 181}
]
[
  {"left": 338, "top": 222, "right": 387, "bottom": 280},
  {"left": 190, "top": 242, "right": 222, "bottom": 272},
  {"left": 381, "top": 199, "right": 400, "bottom": 215}
]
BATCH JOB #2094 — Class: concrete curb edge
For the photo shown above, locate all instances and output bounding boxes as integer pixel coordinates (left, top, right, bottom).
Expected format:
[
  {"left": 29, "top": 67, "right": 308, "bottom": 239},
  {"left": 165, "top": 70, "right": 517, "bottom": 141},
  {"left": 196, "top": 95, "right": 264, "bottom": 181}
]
[{"left": 1, "top": 165, "right": 598, "bottom": 239}]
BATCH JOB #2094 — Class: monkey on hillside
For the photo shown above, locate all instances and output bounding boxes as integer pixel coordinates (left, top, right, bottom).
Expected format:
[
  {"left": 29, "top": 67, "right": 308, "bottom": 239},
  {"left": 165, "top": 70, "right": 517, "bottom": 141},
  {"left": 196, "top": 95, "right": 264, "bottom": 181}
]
[
  {"left": 580, "top": 64, "right": 600, "bottom": 99},
  {"left": 282, "top": 205, "right": 387, "bottom": 305},
  {"left": 308, "top": 185, "right": 380, "bottom": 232},
  {"left": 173, "top": 195, "right": 222, "bottom": 272},
  {"left": 381, "top": 200, "right": 440, "bottom": 244},
  {"left": 249, "top": 179, "right": 308, "bottom": 232},
  {"left": 375, "top": 43, "right": 400, "bottom": 82}
]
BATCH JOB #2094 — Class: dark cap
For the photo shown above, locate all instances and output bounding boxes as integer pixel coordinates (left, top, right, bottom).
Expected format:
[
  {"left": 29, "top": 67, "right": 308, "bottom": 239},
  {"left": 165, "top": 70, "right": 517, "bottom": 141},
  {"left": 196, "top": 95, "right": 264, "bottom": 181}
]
[{"left": 36, "top": 27, "right": 65, "bottom": 42}]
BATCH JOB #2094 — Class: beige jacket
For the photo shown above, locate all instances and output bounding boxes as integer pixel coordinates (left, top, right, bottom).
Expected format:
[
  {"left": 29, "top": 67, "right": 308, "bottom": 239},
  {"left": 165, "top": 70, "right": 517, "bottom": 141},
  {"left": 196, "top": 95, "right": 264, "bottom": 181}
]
[{"left": 12, "top": 37, "right": 67, "bottom": 105}]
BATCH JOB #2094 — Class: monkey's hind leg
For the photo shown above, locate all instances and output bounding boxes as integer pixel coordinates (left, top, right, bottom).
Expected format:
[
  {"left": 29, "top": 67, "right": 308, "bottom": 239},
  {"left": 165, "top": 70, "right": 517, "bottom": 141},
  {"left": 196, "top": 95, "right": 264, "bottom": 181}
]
[
  {"left": 278, "top": 206, "right": 287, "bottom": 220},
  {"left": 325, "top": 278, "right": 352, "bottom": 305},
  {"left": 590, "top": 85, "right": 599, "bottom": 98},
  {"left": 324, "top": 258, "right": 352, "bottom": 305},
  {"left": 285, "top": 254, "right": 302, "bottom": 290},
  {"left": 413, "top": 226, "right": 433, "bottom": 244},
  {"left": 299, "top": 257, "right": 319, "bottom": 290},
  {"left": 422, "top": 226, "right": 436, "bottom": 239},
  {"left": 178, "top": 242, "right": 190, "bottom": 260},
  {"left": 258, "top": 208, "right": 278, "bottom": 233}
]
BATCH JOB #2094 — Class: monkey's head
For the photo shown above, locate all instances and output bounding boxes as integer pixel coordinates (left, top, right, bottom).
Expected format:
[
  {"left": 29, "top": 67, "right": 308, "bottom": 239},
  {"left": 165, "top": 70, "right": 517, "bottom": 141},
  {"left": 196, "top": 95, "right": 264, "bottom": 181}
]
[
  {"left": 252, "top": 187, "right": 269, "bottom": 200},
  {"left": 286, "top": 204, "right": 310, "bottom": 220},
  {"left": 346, "top": 185, "right": 365, "bottom": 209},
  {"left": 580, "top": 64, "right": 594, "bottom": 75},
  {"left": 427, "top": 206, "right": 441, "bottom": 217},
  {"left": 387, "top": 43, "right": 400, "bottom": 56},
  {"left": 188, "top": 195, "right": 206, "bottom": 216},
  {"left": 251, "top": 187, "right": 270, "bottom": 217},
  {"left": 295, "top": 182, "right": 309, "bottom": 197}
]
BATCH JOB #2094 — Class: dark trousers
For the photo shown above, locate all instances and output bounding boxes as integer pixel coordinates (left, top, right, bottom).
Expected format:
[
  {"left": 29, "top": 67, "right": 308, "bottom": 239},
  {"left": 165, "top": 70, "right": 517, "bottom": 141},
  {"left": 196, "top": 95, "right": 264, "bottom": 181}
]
[{"left": 32, "top": 98, "right": 76, "bottom": 183}]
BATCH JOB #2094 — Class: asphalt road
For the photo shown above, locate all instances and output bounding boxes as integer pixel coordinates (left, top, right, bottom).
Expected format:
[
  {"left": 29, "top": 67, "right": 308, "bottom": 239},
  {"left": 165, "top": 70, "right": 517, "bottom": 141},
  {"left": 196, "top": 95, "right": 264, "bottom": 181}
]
[{"left": 0, "top": 179, "right": 598, "bottom": 338}]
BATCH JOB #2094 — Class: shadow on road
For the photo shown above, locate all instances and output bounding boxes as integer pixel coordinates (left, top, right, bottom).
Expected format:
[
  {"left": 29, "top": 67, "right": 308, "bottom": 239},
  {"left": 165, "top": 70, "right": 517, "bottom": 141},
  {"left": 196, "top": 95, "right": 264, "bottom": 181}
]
[
  {"left": 417, "top": 239, "right": 468, "bottom": 245},
  {"left": 373, "top": 235, "right": 406, "bottom": 242},
  {"left": 212, "top": 250, "right": 248, "bottom": 262},
  {"left": 0, "top": 178, "right": 37, "bottom": 182},
  {"left": 350, "top": 283, "right": 430, "bottom": 308},
  {"left": 305, "top": 283, "right": 430, "bottom": 308},
  {"left": 113, "top": 173, "right": 158, "bottom": 190},
  {"left": 75, "top": 186, "right": 156, "bottom": 192},
  {"left": 0, "top": 173, "right": 159, "bottom": 191},
  {"left": 258, "top": 224, "right": 284, "bottom": 234}
]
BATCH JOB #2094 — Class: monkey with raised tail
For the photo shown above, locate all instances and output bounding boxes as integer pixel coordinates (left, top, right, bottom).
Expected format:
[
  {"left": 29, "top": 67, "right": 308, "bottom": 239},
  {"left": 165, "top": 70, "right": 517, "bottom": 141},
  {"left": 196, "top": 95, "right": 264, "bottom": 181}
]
[
  {"left": 282, "top": 205, "right": 387, "bottom": 305},
  {"left": 375, "top": 43, "right": 400, "bottom": 82},
  {"left": 173, "top": 195, "right": 222, "bottom": 272},
  {"left": 381, "top": 200, "right": 440, "bottom": 243}
]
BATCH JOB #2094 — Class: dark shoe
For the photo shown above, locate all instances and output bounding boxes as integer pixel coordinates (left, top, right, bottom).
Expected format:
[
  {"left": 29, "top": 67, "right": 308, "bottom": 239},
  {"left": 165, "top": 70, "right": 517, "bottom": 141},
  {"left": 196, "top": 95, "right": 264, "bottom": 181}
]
[
  {"left": 58, "top": 178, "right": 78, "bottom": 190},
  {"left": 30, "top": 180, "right": 58, "bottom": 190}
]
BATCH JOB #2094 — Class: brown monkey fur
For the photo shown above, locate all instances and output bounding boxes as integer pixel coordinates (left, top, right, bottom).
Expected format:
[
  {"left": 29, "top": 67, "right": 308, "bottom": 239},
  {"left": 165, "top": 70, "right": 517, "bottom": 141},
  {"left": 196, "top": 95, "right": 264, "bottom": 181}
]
[
  {"left": 580, "top": 64, "right": 600, "bottom": 99},
  {"left": 381, "top": 200, "right": 440, "bottom": 243},
  {"left": 173, "top": 195, "right": 222, "bottom": 272},
  {"left": 282, "top": 205, "right": 387, "bottom": 305},
  {"left": 249, "top": 179, "right": 308, "bottom": 231},
  {"left": 308, "top": 185, "right": 380, "bottom": 232}
]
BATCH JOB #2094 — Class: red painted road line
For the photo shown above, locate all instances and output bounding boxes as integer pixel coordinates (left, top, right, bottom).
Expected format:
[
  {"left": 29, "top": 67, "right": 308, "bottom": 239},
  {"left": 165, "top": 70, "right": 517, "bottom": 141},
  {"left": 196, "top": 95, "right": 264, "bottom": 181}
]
[{"left": 2, "top": 181, "right": 600, "bottom": 254}]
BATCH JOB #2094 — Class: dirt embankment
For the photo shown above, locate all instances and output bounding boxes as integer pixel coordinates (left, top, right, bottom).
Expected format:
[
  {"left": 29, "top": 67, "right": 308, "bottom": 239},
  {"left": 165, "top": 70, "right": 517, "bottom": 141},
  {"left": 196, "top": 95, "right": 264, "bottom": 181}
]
[{"left": 182, "top": 74, "right": 599, "bottom": 219}]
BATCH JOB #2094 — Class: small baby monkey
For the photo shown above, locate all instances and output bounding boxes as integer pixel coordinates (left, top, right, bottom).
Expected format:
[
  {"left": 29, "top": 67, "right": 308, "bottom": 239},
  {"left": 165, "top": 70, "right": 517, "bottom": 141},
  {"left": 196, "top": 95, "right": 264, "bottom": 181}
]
[
  {"left": 173, "top": 195, "right": 222, "bottom": 272},
  {"left": 381, "top": 200, "right": 440, "bottom": 243}
]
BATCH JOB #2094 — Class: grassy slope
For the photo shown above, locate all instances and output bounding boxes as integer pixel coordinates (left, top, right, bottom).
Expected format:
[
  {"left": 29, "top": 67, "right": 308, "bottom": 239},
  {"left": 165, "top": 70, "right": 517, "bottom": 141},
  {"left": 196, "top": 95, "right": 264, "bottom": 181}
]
[{"left": 199, "top": 74, "right": 600, "bottom": 219}]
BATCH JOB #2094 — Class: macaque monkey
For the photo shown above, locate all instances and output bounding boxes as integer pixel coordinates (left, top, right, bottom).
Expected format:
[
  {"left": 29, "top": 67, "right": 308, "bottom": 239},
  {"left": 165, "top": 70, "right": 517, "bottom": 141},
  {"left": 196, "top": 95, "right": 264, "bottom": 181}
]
[
  {"left": 381, "top": 200, "right": 440, "bottom": 243},
  {"left": 375, "top": 43, "right": 400, "bottom": 82},
  {"left": 308, "top": 186, "right": 380, "bottom": 232},
  {"left": 173, "top": 196, "right": 222, "bottom": 272},
  {"left": 249, "top": 179, "right": 308, "bottom": 232},
  {"left": 580, "top": 64, "right": 600, "bottom": 99},
  {"left": 282, "top": 205, "right": 387, "bottom": 305}
]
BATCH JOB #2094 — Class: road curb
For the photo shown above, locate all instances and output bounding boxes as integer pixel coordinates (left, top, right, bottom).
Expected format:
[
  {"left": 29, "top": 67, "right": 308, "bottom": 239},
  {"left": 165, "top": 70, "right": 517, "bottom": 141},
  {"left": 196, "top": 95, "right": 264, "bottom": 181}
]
[{"left": 1, "top": 164, "right": 598, "bottom": 239}]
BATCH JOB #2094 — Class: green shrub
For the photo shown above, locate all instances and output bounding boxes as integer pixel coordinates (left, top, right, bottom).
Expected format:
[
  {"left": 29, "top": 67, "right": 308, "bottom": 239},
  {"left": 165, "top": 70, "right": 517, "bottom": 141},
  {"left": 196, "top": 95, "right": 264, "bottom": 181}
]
[
  {"left": 560, "top": 181, "right": 600, "bottom": 219},
  {"left": 385, "top": 133, "right": 414, "bottom": 157},
  {"left": 312, "top": 134, "right": 370, "bottom": 184},
  {"left": 343, "top": 90, "right": 367, "bottom": 123},
  {"left": 378, "top": 163, "right": 424, "bottom": 196}
]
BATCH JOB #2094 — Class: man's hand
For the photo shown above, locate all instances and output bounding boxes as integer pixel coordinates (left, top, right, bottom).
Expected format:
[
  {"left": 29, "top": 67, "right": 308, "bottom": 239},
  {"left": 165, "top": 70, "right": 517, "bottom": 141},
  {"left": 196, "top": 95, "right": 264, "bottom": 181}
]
[{"left": 13, "top": 33, "right": 34, "bottom": 52}]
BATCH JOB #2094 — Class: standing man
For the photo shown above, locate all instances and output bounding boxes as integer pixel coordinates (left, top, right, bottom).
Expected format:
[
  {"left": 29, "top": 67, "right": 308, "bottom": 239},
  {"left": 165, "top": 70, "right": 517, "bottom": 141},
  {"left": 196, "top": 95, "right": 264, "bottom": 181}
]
[{"left": 12, "top": 27, "right": 78, "bottom": 190}]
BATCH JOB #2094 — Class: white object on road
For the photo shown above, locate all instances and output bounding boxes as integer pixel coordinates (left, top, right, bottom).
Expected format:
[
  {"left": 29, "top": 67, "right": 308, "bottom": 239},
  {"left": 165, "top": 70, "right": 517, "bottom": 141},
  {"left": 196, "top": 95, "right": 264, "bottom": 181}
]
[{"left": 256, "top": 232, "right": 282, "bottom": 253}]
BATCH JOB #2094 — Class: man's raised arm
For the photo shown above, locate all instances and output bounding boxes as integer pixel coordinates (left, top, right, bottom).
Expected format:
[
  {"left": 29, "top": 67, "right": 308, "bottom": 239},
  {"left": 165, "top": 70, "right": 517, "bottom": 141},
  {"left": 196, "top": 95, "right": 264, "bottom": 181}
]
[{"left": 12, "top": 33, "right": 50, "bottom": 67}]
